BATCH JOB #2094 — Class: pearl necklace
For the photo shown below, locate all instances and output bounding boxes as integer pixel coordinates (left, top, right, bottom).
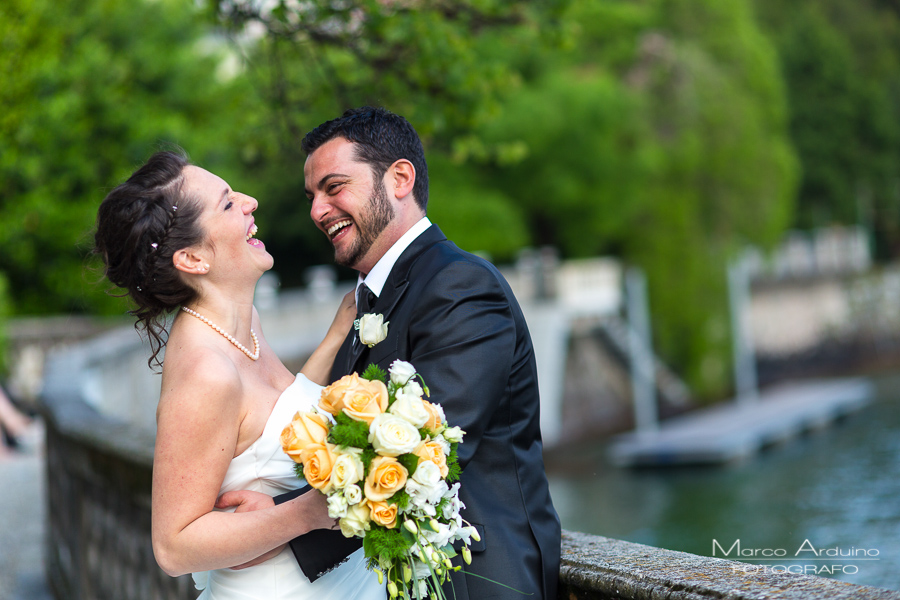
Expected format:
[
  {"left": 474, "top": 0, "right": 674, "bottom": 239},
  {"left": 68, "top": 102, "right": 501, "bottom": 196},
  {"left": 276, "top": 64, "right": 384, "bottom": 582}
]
[{"left": 181, "top": 307, "right": 260, "bottom": 361}]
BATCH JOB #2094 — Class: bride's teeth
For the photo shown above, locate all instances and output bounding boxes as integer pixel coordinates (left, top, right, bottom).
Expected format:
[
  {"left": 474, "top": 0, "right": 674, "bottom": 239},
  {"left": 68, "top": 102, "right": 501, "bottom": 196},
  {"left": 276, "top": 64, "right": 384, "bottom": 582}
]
[{"left": 246, "top": 224, "right": 258, "bottom": 241}]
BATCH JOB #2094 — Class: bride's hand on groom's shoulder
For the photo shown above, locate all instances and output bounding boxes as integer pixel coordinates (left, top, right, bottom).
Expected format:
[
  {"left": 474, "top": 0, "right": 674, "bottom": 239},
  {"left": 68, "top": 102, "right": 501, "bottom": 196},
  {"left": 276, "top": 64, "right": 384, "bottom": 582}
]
[{"left": 330, "top": 290, "right": 357, "bottom": 339}]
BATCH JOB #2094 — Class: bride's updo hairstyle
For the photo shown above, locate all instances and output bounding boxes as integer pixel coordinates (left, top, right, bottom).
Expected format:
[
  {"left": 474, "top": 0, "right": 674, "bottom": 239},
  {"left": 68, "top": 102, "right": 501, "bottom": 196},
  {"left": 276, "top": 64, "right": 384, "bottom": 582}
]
[{"left": 94, "top": 150, "right": 205, "bottom": 367}]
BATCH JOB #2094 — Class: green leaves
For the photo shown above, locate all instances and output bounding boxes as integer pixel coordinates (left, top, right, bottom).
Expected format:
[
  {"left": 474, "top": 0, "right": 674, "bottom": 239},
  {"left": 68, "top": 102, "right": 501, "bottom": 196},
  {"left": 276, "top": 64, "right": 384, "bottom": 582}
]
[
  {"left": 362, "top": 363, "right": 388, "bottom": 385},
  {"left": 363, "top": 526, "right": 412, "bottom": 564},
  {"left": 330, "top": 412, "right": 371, "bottom": 449},
  {"left": 396, "top": 453, "right": 420, "bottom": 480},
  {"left": 445, "top": 444, "right": 461, "bottom": 483},
  {"left": 1, "top": 0, "right": 250, "bottom": 314}
]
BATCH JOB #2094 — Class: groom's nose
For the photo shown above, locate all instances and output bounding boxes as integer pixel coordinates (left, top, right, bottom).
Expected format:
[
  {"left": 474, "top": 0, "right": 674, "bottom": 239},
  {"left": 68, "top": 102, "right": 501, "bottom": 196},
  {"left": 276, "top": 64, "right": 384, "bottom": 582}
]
[{"left": 309, "top": 194, "right": 330, "bottom": 224}]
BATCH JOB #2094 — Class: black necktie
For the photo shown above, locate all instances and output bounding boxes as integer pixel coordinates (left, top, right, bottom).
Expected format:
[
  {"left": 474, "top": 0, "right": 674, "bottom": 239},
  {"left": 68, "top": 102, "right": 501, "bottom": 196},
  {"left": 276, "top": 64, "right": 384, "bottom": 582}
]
[{"left": 357, "top": 283, "right": 377, "bottom": 318}]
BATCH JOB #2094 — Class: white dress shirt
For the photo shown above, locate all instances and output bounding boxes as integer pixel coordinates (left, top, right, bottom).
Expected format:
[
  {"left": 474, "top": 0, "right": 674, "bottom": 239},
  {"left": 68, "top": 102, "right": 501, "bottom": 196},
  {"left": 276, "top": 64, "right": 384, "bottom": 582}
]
[{"left": 356, "top": 217, "right": 432, "bottom": 302}]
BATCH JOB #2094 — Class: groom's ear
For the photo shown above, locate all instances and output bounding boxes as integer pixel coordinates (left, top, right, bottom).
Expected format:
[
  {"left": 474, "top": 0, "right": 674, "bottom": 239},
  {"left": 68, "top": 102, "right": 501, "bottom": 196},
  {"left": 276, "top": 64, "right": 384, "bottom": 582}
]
[{"left": 388, "top": 159, "right": 415, "bottom": 201}]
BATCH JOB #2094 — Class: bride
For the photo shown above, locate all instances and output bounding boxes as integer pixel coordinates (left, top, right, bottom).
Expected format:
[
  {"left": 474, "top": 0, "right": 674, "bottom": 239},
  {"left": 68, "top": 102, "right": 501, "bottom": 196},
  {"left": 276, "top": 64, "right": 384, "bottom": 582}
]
[{"left": 94, "top": 150, "right": 384, "bottom": 599}]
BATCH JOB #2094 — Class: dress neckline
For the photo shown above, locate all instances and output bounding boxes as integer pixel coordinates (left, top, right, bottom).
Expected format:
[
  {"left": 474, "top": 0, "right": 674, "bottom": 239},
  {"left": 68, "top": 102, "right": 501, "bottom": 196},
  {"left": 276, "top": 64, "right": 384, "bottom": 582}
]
[{"left": 233, "top": 374, "right": 301, "bottom": 460}]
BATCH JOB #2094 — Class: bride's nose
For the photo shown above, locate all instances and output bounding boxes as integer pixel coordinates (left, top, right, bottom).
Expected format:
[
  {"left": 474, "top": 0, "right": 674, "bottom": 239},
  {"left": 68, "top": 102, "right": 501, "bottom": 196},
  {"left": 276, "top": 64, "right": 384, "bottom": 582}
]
[{"left": 241, "top": 194, "right": 258, "bottom": 213}]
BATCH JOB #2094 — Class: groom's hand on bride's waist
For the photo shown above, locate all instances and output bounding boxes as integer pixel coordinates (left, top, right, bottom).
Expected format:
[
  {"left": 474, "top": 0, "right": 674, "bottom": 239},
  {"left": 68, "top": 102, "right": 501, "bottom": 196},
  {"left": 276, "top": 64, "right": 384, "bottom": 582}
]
[
  {"left": 217, "top": 491, "right": 285, "bottom": 570},
  {"left": 217, "top": 489, "right": 275, "bottom": 513},
  {"left": 217, "top": 489, "right": 339, "bottom": 570}
]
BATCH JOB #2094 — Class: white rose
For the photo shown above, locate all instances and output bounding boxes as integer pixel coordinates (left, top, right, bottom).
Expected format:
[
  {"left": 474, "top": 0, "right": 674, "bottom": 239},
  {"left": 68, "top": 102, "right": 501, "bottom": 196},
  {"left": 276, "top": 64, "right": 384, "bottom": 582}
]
[
  {"left": 368, "top": 413, "right": 421, "bottom": 457},
  {"left": 389, "top": 389, "right": 429, "bottom": 428},
  {"left": 412, "top": 460, "right": 441, "bottom": 486},
  {"left": 339, "top": 502, "right": 371, "bottom": 538},
  {"left": 357, "top": 313, "right": 388, "bottom": 348},
  {"left": 327, "top": 493, "right": 349, "bottom": 519},
  {"left": 331, "top": 451, "right": 365, "bottom": 489},
  {"left": 442, "top": 425, "right": 464, "bottom": 444},
  {"left": 399, "top": 380, "right": 424, "bottom": 398},
  {"left": 345, "top": 483, "right": 363, "bottom": 505},
  {"left": 389, "top": 360, "right": 417, "bottom": 386},
  {"left": 433, "top": 434, "right": 451, "bottom": 457}
]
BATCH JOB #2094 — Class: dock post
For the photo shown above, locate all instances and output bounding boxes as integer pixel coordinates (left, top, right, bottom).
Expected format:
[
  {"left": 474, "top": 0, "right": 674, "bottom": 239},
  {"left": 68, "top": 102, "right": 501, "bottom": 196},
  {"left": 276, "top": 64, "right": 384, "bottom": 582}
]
[
  {"left": 728, "top": 255, "right": 759, "bottom": 406},
  {"left": 626, "top": 267, "right": 658, "bottom": 434}
]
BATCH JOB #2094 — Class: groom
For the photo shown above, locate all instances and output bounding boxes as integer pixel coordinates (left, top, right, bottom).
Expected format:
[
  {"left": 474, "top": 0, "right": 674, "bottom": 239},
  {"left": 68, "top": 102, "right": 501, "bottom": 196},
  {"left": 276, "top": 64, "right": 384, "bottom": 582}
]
[{"left": 235, "top": 106, "right": 561, "bottom": 599}]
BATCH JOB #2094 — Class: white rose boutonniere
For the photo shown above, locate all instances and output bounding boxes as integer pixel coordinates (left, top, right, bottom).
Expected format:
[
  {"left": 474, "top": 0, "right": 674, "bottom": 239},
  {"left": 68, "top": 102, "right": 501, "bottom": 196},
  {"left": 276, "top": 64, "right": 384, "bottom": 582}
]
[{"left": 356, "top": 313, "right": 388, "bottom": 348}]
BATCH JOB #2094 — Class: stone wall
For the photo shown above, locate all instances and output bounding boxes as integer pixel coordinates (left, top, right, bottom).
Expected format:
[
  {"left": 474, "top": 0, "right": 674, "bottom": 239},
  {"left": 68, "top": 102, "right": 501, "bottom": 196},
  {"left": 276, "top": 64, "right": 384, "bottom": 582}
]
[
  {"left": 559, "top": 531, "right": 899, "bottom": 600},
  {"left": 40, "top": 386, "right": 194, "bottom": 600}
]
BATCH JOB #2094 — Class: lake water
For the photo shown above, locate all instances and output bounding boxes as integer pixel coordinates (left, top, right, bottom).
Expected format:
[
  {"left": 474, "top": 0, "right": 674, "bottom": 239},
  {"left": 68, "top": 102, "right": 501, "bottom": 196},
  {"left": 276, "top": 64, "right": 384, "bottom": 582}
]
[{"left": 546, "top": 373, "right": 900, "bottom": 591}]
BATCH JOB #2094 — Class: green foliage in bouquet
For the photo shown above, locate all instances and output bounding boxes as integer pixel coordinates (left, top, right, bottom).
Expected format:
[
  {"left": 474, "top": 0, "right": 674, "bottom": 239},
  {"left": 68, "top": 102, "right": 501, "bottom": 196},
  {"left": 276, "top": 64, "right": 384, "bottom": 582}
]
[
  {"left": 331, "top": 412, "right": 371, "bottom": 449},
  {"left": 362, "top": 364, "right": 388, "bottom": 387},
  {"left": 397, "top": 453, "right": 421, "bottom": 479},
  {"left": 445, "top": 445, "right": 462, "bottom": 484},
  {"left": 363, "top": 527, "right": 410, "bottom": 564},
  {"left": 387, "top": 489, "right": 411, "bottom": 512}
]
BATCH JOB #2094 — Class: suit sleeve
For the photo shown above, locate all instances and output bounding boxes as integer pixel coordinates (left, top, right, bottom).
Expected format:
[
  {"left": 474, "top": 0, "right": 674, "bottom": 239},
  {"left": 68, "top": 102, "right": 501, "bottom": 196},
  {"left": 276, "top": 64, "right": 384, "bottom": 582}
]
[
  {"left": 274, "top": 488, "right": 362, "bottom": 581},
  {"left": 404, "top": 260, "right": 517, "bottom": 468}
]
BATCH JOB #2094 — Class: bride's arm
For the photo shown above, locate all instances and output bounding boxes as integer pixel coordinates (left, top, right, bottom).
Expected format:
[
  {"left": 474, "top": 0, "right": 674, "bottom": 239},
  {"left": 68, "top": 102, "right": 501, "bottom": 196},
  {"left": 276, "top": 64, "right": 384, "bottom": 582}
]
[
  {"left": 151, "top": 352, "right": 334, "bottom": 577},
  {"left": 299, "top": 290, "right": 356, "bottom": 385}
]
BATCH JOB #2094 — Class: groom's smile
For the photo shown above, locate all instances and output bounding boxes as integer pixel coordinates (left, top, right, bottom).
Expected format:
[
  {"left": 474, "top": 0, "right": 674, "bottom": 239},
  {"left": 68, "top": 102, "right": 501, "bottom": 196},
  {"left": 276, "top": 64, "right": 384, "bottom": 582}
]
[{"left": 327, "top": 219, "right": 353, "bottom": 240}]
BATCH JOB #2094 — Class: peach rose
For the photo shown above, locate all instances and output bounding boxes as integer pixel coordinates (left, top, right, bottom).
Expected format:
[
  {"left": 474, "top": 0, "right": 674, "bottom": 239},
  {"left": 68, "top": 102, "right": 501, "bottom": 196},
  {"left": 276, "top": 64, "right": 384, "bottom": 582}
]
[
  {"left": 368, "top": 500, "right": 398, "bottom": 529},
  {"left": 414, "top": 439, "right": 449, "bottom": 478},
  {"left": 281, "top": 411, "right": 331, "bottom": 463},
  {"left": 300, "top": 442, "right": 339, "bottom": 493},
  {"left": 319, "top": 373, "right": 389, "bottom": 424},
  {"left": 364, "top": 455, "right": 409, "bottom": 502},
  {"left": 422, "top": 400, "right": 445, "bottom": 433}
]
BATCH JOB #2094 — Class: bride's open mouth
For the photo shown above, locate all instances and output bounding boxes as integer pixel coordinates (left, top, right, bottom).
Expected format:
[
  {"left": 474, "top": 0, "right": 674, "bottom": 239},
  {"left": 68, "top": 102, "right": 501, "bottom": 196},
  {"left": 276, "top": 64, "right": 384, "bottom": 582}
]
[{"left": 246, "top": 223, "right": 264, "bottom": 248}]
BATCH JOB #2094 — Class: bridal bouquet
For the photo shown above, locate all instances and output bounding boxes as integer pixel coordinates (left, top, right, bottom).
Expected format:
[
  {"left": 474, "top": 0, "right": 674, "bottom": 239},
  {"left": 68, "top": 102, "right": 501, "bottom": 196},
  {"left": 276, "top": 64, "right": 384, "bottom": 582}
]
[{"left": 281, "top": 360, "right": 478, "bottom": 599}]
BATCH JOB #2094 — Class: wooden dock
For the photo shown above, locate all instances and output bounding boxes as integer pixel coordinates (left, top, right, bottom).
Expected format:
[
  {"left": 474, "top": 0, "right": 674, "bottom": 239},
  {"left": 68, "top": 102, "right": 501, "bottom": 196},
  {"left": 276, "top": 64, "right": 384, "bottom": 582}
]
[{"left": 609, "top": 378, "right": 873, "bottom": 467}]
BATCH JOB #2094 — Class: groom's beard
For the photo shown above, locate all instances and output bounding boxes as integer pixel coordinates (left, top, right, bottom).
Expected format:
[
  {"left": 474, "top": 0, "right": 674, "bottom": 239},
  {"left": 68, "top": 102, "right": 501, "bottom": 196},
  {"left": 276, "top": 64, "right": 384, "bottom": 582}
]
[{"left": 335, "top": 179, "right": 395, "bottom": 268}]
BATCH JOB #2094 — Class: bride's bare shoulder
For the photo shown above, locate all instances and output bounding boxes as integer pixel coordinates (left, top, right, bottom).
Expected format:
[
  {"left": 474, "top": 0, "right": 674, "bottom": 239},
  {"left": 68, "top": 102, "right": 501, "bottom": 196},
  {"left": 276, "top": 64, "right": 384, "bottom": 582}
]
[{"left": 158, "top": 333, "right": 243, "bottom": 421}]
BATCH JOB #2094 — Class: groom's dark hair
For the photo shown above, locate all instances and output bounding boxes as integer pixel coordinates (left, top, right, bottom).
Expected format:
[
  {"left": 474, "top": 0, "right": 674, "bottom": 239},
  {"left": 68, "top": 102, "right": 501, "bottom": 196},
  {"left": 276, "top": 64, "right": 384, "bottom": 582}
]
[{"left": 301, "top": 106, "right": 429, "bottom": 210}]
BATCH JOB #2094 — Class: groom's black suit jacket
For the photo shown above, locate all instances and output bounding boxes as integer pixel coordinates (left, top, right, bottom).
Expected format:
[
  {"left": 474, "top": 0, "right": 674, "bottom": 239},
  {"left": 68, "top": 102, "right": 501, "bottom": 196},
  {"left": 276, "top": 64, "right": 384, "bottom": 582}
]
[{"left": 285, "top": 225, "right": 561, "bottom": 600}]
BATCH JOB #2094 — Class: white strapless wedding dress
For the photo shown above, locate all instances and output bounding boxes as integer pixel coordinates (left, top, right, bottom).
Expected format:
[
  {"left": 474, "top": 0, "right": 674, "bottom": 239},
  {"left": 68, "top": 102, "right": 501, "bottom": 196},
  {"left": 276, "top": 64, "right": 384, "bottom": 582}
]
[{"left": 193, "top": 374, "right": 384, "bottom": 600}]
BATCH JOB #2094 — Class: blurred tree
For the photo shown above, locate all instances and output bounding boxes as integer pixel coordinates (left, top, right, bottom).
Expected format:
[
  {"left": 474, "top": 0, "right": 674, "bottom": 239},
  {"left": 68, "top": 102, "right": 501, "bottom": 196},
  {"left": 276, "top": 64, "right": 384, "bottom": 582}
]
[
  {"left": 754, "top": 0, "right": 900, "bottom": 257},
  {"left": 0, "top": 0, "right": 249, "bottom": 314},
  {"left": 474, "top": 0, "right": 798, "bottom": 396},
  {"left": 1, "top": 0, "right": 803, "bottom": 398},
  {"left": 210, "top": 0, "right": 798, "bottom": 397},
  {"left": 204, "top": 0, "right": 569, "bottom": 284}
]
